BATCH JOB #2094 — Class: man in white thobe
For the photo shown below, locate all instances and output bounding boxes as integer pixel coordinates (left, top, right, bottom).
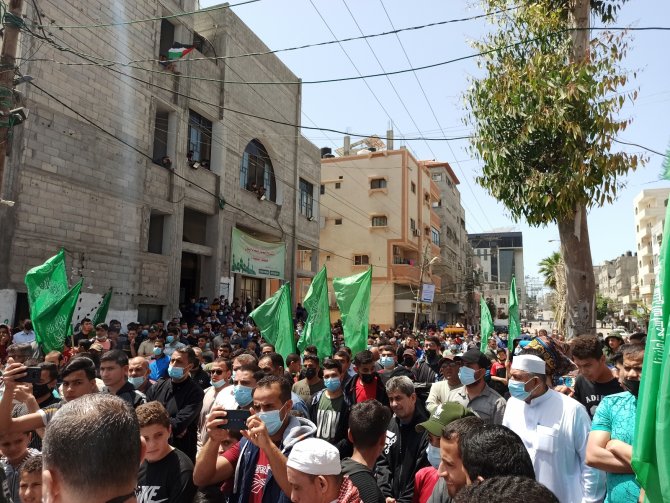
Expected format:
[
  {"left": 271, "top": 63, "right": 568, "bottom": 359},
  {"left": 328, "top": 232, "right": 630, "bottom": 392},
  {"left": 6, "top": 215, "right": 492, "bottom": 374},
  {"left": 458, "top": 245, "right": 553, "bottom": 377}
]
[{"left": 502, "top": 354, "right": 604, "bottom": 503}]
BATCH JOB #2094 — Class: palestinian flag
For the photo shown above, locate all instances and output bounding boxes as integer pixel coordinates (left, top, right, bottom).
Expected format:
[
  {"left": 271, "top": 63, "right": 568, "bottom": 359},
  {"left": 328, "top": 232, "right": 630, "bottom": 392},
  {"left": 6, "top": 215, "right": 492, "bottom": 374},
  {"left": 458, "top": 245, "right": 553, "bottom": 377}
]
[{"left": 168, "top": 44, "right": 194, "bottom": 60}]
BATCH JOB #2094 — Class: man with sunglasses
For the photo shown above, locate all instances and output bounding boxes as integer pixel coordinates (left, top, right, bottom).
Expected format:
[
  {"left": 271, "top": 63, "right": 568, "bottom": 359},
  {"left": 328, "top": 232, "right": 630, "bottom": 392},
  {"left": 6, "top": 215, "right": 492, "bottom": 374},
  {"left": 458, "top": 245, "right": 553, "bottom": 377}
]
[{"left": 197, "top": 358, "right": 233, "bottom": 452}]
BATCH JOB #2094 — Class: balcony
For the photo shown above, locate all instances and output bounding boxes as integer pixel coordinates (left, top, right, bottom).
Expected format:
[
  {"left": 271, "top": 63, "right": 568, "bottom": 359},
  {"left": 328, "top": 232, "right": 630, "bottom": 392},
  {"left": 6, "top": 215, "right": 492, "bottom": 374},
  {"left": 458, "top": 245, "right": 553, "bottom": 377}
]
[
  {"left": 640, "top": 283, "right": 654, "bottom": 297},
  {"left": 638, "top": 206, "right": 664, "bottom": 223},
  {"left": 639, "top": 243, "right": 653, "bottom": 257},
  {"left": 391, "top": 263, "right": 421, "bottom": 284}
]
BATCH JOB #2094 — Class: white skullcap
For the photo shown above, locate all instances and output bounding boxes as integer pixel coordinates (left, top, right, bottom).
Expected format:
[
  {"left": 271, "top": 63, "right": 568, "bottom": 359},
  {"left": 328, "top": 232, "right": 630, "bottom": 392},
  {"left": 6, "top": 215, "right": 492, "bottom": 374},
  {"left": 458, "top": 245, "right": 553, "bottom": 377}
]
[
  {"left": 287, "top": 438, "right": 341, "bottom": 476},
  {"left": 511, "top": 355, "right": 546, "bottom": 375}
]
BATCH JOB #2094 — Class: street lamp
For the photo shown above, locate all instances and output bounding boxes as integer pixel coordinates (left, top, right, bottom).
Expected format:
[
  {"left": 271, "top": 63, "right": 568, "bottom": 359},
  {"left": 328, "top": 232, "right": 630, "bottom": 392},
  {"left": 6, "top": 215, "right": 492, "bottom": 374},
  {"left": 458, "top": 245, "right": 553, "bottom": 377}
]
[{"left": 413, "top": 250, "right": 440, "bottom": 333}]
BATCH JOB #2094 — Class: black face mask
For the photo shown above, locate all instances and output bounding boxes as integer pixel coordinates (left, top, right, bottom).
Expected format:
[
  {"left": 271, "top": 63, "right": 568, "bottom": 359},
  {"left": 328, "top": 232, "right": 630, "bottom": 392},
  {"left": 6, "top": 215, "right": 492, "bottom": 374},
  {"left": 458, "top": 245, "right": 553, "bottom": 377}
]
[
  {"left": 425, "top": 349, "right": 437, "bottom": 359},
  {"left": 360, "top": 373, "right": 375, "bottom": 384},
  {"left": 402, "top": 357, "right": 415, "bottom": 367},
  {"left": 623, "top": 378, "right": 640, "bottom": 398},
  {"left": 304, "top": 368, "right": 317, "bottom": 380},
  {"left": 32, "top": 383, "right": 52, "bottom": 398}
]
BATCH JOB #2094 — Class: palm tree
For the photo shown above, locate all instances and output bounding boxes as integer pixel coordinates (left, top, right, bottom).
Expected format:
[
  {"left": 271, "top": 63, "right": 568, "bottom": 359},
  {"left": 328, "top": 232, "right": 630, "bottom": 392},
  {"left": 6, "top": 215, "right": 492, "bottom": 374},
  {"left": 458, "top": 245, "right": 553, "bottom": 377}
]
[{"left": 539, "top": 252, "right": 562, "bottom": 290}]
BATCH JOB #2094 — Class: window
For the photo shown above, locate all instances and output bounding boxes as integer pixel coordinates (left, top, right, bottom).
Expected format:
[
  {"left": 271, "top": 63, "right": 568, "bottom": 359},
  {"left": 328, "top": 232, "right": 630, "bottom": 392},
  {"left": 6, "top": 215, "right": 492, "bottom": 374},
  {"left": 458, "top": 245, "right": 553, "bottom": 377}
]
[
  {"left": 182, "top": 208, "right": 208, "bottom": 246},
  {"left": 354, "top": 255, "right": 369, "bottom": 265},
  {"left": 484, "top": 272, "right": 489, "bottom": 281},
  {"left": 432, "top": 173, "right": 442, "bottom": 182},
  {"left": 159, "top": 20, "right": 175, "bottom": 58},
  {"left": 431, "top": 226, "right": 440, "bottom": 246},
  {"left": 410, "top": 218, "right": 416, "bottom": 231},
  {"left": 299, "top": 178, "right": 314, "bottom": 218},
  {"left": 411, "top": 182, "right": 416, "bottom": 193},
  {"left": 432, "top": 200, "right": 442, "bottom": 208},
  {"left": 138, "top": 304, "right": 165, "bottom": 325},
  {"left": 152, "top": 110, "right": 169, "bottom": 163},
  {"left": 193, "top": 31, "right": 216, "bottom": 58},
  {"left": 335, "top": 182, "right": 341, "bottom": 189},
  {"left": 335, "top": 218, "right": 343, "bottom": 225},
  {"left": 187, "top": 110, "right": 212, "bottom": 166},
  {"left": 370, "top": 178, "right": 387, "bottom": 189},
  {"left": 371, "top": 216, "right": 388, "bottom": 227},
  {"left": 148, "top": 213, "right": 165, "bottom": 254},
  {"left": 320, "top": 184, "right": 325, "bottom": 195},
  {"left": 240, "top": 139, "right": 276, "bottom": 202},
  {"left": 500, "top": 298, "right": 506, "bottom": 305}
]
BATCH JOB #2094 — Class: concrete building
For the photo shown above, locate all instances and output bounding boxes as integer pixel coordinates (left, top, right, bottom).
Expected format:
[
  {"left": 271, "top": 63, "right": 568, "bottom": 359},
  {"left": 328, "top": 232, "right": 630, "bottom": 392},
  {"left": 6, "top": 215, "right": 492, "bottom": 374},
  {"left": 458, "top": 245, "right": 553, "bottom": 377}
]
[
  {"left": 598, "top": 253, "right": 637, "bottom": 305},
  {"left": 0, "top": 0, "right": 321, "bottom": 326},
  {"left": 424, "top": 161, "right": 469, "bottom": 324},
  {"left": 632, "top": 188, "right": 670, "bottom": 305},
  {"left": 467, "top": 231, "right": 524, "bottom": 319},
  {"left": 318, "top": 141, "right": 442, "bottom": 329}
]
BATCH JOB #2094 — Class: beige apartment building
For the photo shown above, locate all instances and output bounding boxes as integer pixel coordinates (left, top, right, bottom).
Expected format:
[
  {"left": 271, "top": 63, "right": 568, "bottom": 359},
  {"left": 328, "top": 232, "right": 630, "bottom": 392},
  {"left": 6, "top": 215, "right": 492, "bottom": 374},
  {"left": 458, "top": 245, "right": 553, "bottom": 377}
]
[
  {"left": 318, "top": 143, "right": 442, "bottom": 329},
  {"left": 632, "top": 188, "right": 670, "bottom": 305}
]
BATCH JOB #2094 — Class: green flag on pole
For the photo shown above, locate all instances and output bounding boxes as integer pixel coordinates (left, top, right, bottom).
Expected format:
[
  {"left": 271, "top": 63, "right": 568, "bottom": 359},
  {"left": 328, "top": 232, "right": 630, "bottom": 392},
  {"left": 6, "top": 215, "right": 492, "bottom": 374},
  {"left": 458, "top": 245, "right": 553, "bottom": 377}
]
[
  {"left": 25, "top": 249, "right": 69, "bottom": 314},
  {"left": 298, "top": 266, "right": 332, "bottom": 362},
  {"left": 33, "top": 280, "right": 83, "bottom": 353},
  {"left": 333, "top": 267, "right": 372, "bottom": 358},
  {"left": 631, "top": 181, "right": 670, "bottom": 502},
  {"left": 92, "top": 288, "right": 113, "bottom": 326},
  {"left": 507, "top": 276, "right": 521, "bottom": 352},
  {"left": 250, "top": 283, "right": 295, "bottom": 360},
  {"left": 479, "top": 296, "right": 494, "bottom": 353}
]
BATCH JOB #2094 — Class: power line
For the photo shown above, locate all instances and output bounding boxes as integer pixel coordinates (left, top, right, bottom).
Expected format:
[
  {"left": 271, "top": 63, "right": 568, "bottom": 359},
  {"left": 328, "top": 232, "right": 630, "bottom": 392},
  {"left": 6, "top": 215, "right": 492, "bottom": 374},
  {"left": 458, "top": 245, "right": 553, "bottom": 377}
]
[{"left": 612, "top": 138, "right": 669, "bottom": 158}]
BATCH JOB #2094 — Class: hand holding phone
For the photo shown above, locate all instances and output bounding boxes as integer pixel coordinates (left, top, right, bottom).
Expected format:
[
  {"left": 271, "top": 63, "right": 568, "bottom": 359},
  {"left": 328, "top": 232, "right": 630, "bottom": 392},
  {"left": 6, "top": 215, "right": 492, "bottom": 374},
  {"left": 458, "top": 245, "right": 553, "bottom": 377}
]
[
  {"left": 219, "top": 409, "right": 251, "bottom": 431},
  {"left": 16, "top": 367, "right": 42, "bottom": 384}
]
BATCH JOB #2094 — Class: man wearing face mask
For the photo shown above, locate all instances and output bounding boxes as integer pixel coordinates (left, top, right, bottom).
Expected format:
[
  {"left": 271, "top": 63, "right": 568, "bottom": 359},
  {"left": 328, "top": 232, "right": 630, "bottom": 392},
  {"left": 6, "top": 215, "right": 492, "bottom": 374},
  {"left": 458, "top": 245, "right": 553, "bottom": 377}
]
[
  {"left": 204, "top": 375, "right": 317, "bottom": 502},
  {"left": 503, "top": 354, "right": 601, "bottom": 503},
  {"left": 309, "top": 359, "right": 352, "bottom": 449},
  {"left": 137, "top": 325, "right": 159, "bottom": 357},
  {"left": 128, "top": 356, "right": 152, "bottom": 394},
  {"left": 197, "top": 357, "right": 232, "bottom": 451},
  {"left": 163, "top": 327, "right": 186, "bottom": 358},
  {"left": 149, "top": 339, "right": 170, "bottom": 381},
  {"left": 445, "top": 349, "right": 506, "bottom": 424},
  {"left": 146, "top": 346, "right": 205, "bottom": 462},
  {"left": 259, "top": 353, "right": 310, "bottom": 417},
  {"left": 586, "top": 343, "right": 645, "bottom": 503},
  {"left": 231, "top": 364, "right": 264, "bottom": 410},
  {"left": 293, "top": 354, "right": 325, "bottom": 405},
  {"left": 345, "top": 350, "right": 389, "bottom": 406}
]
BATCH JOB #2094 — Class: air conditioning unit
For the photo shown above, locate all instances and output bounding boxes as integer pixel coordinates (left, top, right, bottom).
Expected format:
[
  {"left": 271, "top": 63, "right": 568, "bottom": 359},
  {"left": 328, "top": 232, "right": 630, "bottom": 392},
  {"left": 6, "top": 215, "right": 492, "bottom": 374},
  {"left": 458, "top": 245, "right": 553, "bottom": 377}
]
[{"left": 413, "top": 229, "right": 421, "bottom": 237}]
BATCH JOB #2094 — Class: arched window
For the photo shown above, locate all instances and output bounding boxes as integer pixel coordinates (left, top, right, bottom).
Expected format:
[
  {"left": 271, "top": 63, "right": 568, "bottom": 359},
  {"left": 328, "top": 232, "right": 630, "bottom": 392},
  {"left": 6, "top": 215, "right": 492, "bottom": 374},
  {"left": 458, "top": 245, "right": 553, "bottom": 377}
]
[{"left": 239, "top": 139, "right": 276, "bottom": 202}]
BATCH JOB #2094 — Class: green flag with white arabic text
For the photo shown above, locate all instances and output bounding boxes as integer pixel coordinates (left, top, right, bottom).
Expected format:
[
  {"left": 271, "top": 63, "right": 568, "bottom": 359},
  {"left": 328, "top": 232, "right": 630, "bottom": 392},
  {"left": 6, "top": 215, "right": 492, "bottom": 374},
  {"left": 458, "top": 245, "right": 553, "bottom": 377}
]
[
  {"left": 250, "top": 283, "right": 295, "bottom": 360},
  {"left": 333, "top": 267, "right": 372, "bottom": 358},
  {"left": 479, "top": 296, "right": 494, "bottom": 353},
  {"left": 25, "top": 249, "right": 69, "bottom": 315},
  {"left": 33, "top": 280, "right": 82, "bottom": 353},
  {"left": 508, "top": 276, "right": 521, "bottom": 352},
  {"left": 92, "top": 288, "right": 113, "bottom": 326},
  {"left": 298, "top": 266, "right": 332, "bottom": 362}
]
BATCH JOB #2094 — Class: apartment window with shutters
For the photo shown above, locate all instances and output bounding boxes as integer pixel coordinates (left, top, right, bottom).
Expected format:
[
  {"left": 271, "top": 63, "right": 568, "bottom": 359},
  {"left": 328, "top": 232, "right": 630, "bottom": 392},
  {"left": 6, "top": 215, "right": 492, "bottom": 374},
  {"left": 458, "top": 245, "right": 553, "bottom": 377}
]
[
  {"left": 371, "top": 215, "right": 388, "bottom": 227},
  {"left": 299, "top": 178, "right": 314, "bottom": 219},
  {"left": 370, "top": 178, "right": 387, "bottom": 189},
  {"left": 431, "top": 227, "right": 440, "bottom": 246},
  {"left": 354, "top": 255, "right": 369, "bottom": 265}
]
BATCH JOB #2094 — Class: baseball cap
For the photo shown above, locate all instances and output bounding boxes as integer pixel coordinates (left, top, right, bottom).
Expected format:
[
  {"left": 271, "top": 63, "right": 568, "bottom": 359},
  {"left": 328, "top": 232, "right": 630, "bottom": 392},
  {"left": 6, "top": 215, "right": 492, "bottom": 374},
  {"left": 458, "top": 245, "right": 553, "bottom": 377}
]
[
  {"left": 416, "top": 402, "right": 475, "bottom": 436},
  {"left": 460, "top": 349, "right": 491, "bottom": 369},
  {"left": 402, "top": 348, "right": 417, "bottom": 359}
]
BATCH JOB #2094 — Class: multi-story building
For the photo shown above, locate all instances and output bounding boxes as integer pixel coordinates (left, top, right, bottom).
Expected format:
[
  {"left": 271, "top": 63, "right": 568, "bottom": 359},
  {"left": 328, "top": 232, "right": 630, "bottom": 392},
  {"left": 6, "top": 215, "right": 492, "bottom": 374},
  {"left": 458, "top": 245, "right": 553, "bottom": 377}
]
[
  {"left": 0, "top": 0, "right": 321, "bottom": 325},
  {"left": 424, "top": 161, "right": 469, "bottom": 324},
  {"left": 318, "top": 140, "right": 442, "bottom": 329},
  {"left": 467, "top": 231, "right": 524, "bottom": 319},
  {"left": 633, "top": 188, "right": 670, "bottom": 305},
  {"left": 598, "top": 253, "right": 637, "bottom": 305}
]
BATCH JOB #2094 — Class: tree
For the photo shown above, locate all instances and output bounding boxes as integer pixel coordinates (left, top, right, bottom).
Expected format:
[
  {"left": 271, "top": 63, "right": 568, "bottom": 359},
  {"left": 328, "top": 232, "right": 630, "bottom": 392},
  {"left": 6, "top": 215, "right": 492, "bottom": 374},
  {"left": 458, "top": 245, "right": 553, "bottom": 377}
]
[
  {"left": 539, "top": 252, "right": 562, "bottom": 290},
  {"left": 486, "top": 297, "right": 497, "bottom": 320},
  {"left": 596, "top": 293, "right": 615, "bottom": 320},
  {"left": 464, "top": 0, "right": 643, "bottom": 338}
]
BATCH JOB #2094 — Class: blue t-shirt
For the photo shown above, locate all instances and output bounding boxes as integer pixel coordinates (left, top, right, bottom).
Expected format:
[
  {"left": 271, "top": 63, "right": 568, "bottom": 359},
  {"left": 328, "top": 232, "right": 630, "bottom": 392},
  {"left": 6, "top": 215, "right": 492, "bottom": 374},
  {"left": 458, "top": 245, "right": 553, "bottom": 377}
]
[
  {"left": 150, "top": 354, "right": 170, "bottom": 381},
  {"left": 591, "top": 391, "right": 641, "bottom": 503}
]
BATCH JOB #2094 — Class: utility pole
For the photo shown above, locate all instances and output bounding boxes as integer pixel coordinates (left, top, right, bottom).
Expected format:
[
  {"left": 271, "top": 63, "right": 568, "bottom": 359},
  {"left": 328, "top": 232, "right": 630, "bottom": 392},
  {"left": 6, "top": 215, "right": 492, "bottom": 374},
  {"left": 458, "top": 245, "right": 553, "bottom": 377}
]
[
  {"left": 0, "top": 0, "right": 23, "bottom": 195},
  {"left": 412, "top": 242, "right": 438, "bottom": 334}
]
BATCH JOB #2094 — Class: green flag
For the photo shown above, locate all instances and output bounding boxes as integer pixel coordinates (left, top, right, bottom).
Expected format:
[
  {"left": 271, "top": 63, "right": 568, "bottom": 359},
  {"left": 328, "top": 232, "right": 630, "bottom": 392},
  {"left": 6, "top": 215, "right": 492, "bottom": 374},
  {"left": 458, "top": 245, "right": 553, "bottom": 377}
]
[
  {"left": 25, "top": 249, "right": 69, "bottom": 315},
  {"left": 298, "top": 266, "right": 332, "bottom": 362},
  {"left": 632, "top": 189, "right": 670, "bottom": 502},
  {"left": 33, "top": 280, "right": 83, "bottom": 353},
  {"left": 92, "top": 288, "right": 113, "bottom": 326},
  {"left": 333, "top": 267, "right": 372, "bottom": 358},
  {"left": 250, "top": 283, "right": 295, "bottom": 360},
  {"left": 507, "top": 276, "right": 521, "bottom": 352},
  {"left": 479, "top": 296, "right": 494, "bottom": 353}
]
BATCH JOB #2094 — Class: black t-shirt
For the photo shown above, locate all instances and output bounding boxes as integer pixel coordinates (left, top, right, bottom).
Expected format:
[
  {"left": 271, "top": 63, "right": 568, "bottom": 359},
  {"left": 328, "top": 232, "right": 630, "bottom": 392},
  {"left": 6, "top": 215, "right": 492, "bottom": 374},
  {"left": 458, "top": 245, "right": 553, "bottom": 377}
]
[
  {"left": 573, "top": 375, "right": 623, "bottom": 418},
  {"left": 137, "top": 448, "right": 196, "bottom": 503}
]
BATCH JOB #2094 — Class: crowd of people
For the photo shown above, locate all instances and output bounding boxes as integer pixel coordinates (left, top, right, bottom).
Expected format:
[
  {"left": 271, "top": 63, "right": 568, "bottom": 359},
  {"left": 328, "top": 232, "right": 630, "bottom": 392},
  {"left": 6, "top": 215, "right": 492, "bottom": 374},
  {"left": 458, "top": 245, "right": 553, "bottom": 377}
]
[{"left": 0, "top": 295, "right": 648, "bottom": 503}]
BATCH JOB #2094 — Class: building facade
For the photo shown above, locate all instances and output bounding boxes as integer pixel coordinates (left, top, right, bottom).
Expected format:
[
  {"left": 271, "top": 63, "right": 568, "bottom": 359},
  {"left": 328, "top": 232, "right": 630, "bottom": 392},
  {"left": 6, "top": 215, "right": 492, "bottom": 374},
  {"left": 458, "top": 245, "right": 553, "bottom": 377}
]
[
  {"left": 0, "top": 0, "right": 320, "bottom": 326},
  {"left": 467, "top": 231, "right": 524, "bottom": 319},
  {"left": 318, "top": 143, "right": 442, "bottom": 329},
  {"left": 597, "top": 253, "right": 637, "bottom": 304},
  {"left": 632, "top": 188, "right": 670, "bottom": 305}
]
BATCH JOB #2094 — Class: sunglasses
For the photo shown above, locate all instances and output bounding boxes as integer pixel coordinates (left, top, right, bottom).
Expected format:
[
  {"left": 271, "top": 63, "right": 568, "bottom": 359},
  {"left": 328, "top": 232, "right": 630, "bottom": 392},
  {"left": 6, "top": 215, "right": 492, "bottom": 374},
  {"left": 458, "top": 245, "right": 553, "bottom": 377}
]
[{"left": 209, "top": 369, "right": 225, "bottom": 376}]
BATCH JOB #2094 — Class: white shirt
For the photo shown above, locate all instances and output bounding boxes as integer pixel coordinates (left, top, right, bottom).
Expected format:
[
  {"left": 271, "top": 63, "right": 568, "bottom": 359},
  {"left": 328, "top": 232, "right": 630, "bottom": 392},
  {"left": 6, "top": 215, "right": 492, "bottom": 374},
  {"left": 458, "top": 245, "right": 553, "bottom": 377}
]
[
  {"left": 12, "top": 330, "right": 36, "bottom": 344},
  {"left": 502, "top": 389, "right": 603, "bottom": 503},
  {"left": 214, "top": 384, "right": 238, "bottom": 409}
]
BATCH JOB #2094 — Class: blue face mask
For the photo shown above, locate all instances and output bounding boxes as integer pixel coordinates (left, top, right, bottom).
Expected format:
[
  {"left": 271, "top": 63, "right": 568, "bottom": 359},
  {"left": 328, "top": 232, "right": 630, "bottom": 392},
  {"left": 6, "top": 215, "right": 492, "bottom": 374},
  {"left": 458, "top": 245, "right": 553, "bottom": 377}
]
[
  {"left": 193, "top": 329, "right": 200, "bottom": 335},
  {"left": 508, "top": 378, "right": 538, "bottom": 401},
  {"left": 181, "top": 329, "right": 188, "bottom": 335},
  {"left": 233, "top": 384, "right": 253, "bottom": 406},
  {"left": 227, "top": 328, "right": 234, "bottom": 336},
  {"left": 153, "top": 347, "right": 163, "bottom": 356},
  {"left": 166, "top": 335, "right": 175, "bottom": 344},
  {"left": 168, "top": 365, "right": 185, "bottom": 380},
  {"left": 141, "top": 330, "right": 149, "bottom": 337},
  {"left": 458, "top": 366, "right": 479, "bottom": 386},
  {"left": 380, "top": 356, "right": 395, "bottom": 368},
  {"left": 210, "top": 378, "right": 227, "bottom": 389},
  {"left": 258, "top": 405, "right": 286, "bottom": 436},
  {"left": 324, "top": 377, "right": 341, "bottom": 392},
  {"left": 128, "top": 376, "right": 145, "bottom": 389},
  {"left": 426, "top": 444, "right": 441, "bottom": 469}
]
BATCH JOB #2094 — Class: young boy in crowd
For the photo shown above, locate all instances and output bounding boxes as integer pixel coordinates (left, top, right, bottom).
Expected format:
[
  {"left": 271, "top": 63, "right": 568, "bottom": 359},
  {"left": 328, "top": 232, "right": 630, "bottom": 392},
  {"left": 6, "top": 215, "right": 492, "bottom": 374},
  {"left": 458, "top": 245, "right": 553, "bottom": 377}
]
[
  {"left": 18, "top": 455, "right": 42, "bottom": 503},
  {"left": 136, "top": 401, "right": 197, "bottom": 503},
  {"left": 0, "top": 429, "right": 39, "bottom": 503}
]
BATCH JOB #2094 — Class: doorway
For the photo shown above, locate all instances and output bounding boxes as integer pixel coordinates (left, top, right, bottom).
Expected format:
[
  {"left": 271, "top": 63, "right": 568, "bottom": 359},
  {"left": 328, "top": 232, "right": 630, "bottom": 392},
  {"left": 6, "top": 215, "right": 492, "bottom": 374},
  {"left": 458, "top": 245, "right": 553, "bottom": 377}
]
[{"left": 179, "top": 252, "right": 201, "bottom": 304}]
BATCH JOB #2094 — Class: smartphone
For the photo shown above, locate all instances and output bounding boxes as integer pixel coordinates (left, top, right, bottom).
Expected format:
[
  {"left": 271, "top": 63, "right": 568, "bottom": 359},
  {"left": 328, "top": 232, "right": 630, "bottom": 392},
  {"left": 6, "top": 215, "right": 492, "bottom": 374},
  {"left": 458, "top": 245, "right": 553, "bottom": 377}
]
[
  {"left": 16, "top": 367, "right": 42, "bottom": 384},
  {"left": 218, "top": 409, "right": 251, "bottom": 430}
]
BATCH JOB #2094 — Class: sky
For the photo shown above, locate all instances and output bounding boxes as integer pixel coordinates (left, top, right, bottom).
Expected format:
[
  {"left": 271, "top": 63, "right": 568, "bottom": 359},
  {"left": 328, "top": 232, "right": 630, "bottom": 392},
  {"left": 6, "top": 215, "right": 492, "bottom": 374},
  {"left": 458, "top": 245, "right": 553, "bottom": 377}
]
[{"left": 201, "top": 0, "right": 670, "bottom": 282}]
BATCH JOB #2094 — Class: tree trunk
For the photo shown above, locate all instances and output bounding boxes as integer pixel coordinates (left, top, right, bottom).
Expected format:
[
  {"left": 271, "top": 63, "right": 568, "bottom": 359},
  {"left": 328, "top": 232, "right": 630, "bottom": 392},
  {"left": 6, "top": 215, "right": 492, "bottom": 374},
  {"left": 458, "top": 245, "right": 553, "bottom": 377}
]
[{"left": 557, "top": 204, "right": 596, "bottom": 338}]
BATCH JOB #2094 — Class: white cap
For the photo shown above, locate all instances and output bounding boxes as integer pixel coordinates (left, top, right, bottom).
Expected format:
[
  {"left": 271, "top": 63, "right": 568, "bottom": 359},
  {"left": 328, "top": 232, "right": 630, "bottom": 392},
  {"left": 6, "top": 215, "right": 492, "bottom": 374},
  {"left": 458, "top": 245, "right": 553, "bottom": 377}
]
[
  {"left": 511, "top": 355, "right": 546, "bottom": 375},
  {"left": 287, "top": 438, "right": 341, "bottom": 476}
]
